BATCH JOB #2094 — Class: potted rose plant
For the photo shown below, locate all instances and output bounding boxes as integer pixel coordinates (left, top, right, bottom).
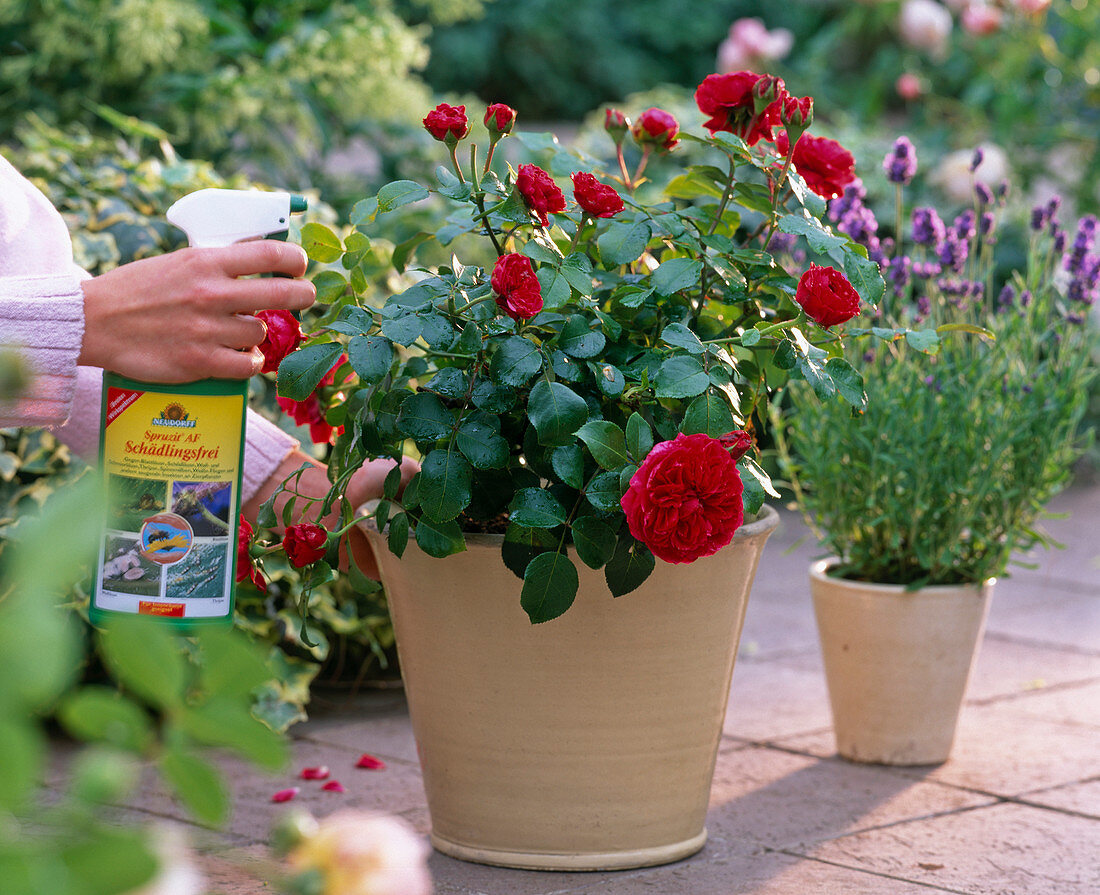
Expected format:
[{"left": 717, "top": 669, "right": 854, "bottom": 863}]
[
  {"left": 249, "top": 72, "right": 894, "bottom": 869},
  {"left": 781, "top": 140, "right": 1096, "bottom": 765}
]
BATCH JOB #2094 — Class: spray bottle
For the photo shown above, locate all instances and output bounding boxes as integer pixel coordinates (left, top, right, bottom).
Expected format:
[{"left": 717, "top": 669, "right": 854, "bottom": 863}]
[{"left": 91, "top": 189, "right": 306, "bottom": 626}]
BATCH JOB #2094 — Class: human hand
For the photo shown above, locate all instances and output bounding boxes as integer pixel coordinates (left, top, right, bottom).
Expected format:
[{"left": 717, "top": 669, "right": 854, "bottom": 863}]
[
  {"left": 343, "top": 456, "right": 420, "bottom": 579},
  {"left": 78, "top": 242, "right": 314, "bottom": 382}
]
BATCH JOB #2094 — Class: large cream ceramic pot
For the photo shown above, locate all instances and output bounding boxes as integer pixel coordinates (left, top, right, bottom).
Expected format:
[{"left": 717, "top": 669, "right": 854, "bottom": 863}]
[
  {"left": 810, "top": 559, "right": 993, "bottom": 766},
  {"left": 359, "top": 506, "right": 778, "bottom": 871}
]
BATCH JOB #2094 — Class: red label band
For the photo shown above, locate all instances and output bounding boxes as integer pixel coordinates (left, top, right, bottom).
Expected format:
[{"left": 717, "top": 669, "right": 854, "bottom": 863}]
[
  {"left": 105, "top": 388, "right": 144, "bottom": 426},
  {"left": 138, "top": 601, "right": 185, "bottom": 618}
]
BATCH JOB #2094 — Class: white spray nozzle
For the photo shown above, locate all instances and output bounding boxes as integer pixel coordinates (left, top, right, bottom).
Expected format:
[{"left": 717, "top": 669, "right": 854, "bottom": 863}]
[{"left": 166, "top": 188, "right": 305, "bottom": 248}]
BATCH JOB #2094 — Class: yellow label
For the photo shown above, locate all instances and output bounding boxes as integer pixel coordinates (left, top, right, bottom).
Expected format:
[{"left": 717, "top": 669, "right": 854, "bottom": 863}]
[{"left": 94, "top": 387, "right": 244, "bottom": 620}]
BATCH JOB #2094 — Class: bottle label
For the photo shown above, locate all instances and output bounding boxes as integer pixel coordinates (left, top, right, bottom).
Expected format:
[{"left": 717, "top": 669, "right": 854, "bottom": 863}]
[{"left": 93, "top": 387, "right": 244, "bottom": 620}]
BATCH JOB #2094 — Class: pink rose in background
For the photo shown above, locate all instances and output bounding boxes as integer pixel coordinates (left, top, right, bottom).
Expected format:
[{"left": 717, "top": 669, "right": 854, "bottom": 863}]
[
  {"left": 896, "top": 73, "right": 925, "bottom": 100},
  {"left": 491, "top": 253, "right": 543, "bottom": 320},
  {"left": 621, "top": 433, "right": 745, "bottom": 564},
  {"left": 898, "top": 0, "right": 953, "bottom": 58},
  {"left": 516, "top": 163, "right": 566, "bottom": 226},
  {"left": 717, "top": 17, "right": 794, "bottom": 73},
  {"left": 631, "top": 108, "right": 681, "bottom": 151},
  {"left": 962, "top": 2, "right": 1003, "bottom": 34}
]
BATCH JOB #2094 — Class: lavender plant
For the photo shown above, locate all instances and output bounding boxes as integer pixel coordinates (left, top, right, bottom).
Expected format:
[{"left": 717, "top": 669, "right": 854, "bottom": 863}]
[{"left": 782, "top": 140, "right": 1096, "bottom": 586}]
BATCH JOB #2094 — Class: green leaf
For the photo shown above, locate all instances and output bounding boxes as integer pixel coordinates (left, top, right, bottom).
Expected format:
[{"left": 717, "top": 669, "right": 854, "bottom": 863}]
[
  {"left": 537, "top": 266, "right": 571, "bottom": 309},
  {"left": 655, "top": 355, "right": 710, "bottom": 398},
  {"left": 598, "top": 220, "right": 651, "bottom": 265},
  {"left": 502, "top": 524, "right": 555, "bottom": 578},
  {"left": 590, "top": 362, "right": 625, "bottom": 398},
  {"left": 558, "top": 315, "right": 606, "bottom": 359},
  {"left": 559, "top": 253, "right": 595, "bottom": 295},
  {"left": 436, "top": 165, "right": 471, "bottom": 200},
  {"left": 383, "top": 463, "right": 403, "bottom": 500},
  {"left": 393, "top": 231, "right": 435, "bottom": 273},
  {"left": 194, "top": 627, "right": 273, "bottom": 698},
  {"left": 739, "top": 455, "right": 780, "bottom": 515},
  {"left": 351, "top": 197, "right": 379, "bottom": 227},
  {"left": 843, "top": 248, "right": 886, "bottom": 306},
  {"left": 417, "top": 449, "right": 473, "bottom": 522},
  {"left": 571, "top": 516, "right": 618, "bottom": 569},
  {"left": 380, "top": 313, "right": 422, "bottom": 347},
  {"left": 57, "top": 827, "right": 159, "bottom": 895},
  {"left": 626, "top": 412, "right": 654, "bottom": 461},
  {"left": 790, "top": 328, "right": 835, "bottom": 400},
  {"left": 276, "top": 342, "right": 344, "bottom": 401},
  {"left": 652, "top": 258, "right": 703, "bottom": 296},
  {"left": 414, "top": 516, "right": 466, "bottom": 557},
  {"left": 664, "top": 171, "right": 726, "bottom": 200},
  {"left": 299, "top": 222, "right": 343, "bottom": 263},
  {"left": 490, "top": 336, "right": 544, "bottom": 387},
  {"left": 98, "top": 617, "right": 186, "bottom": 710},
  {"left": 740, "top": 328, "right": 761, "bottom": 347},
  {"left": 347, "top": 335, "right": 393, "bottom": 384},
  {"left": 936, "top": 322, "right": 994, "bottom": 340},
  {"left": 585, "top": 470, "right": 623, "bottom": 512},
  {"left": 471, "top": 378, "right": 517, "bottom": 412},
  {"left": 527, "top": 379, "right": 588, "bottom": 446},
  {"left": 825, "top": 357, "right": 867, "bottom": 409},
  {"left": 396, "top": 392, "right": 453, "bottom": 442},
  {"left": 551, "top": 444, "right": 585, "bottom": 489},
  {"left": 456, "top": 416, "right": 509, "bottom": 470},
  {"left": 57, "top": 687, "right": 153, "bottom": 752},
  {"left": 576, "top": 420, "right": 629, "bottom": 469},
  {"left": 176, "top": 697, "right": 288, "bottom": 769},
  {"left": 0, "top": 720, "right": 40, "bottom": 812},
  {"left": 911, "top": 328, "right": 945, "bottom": 351},
  {"left": 778, "top": 213, "right": 846, "bottom": 255},
  {"left": 681, "top": 392, "right": 736, "bottom": 437},
  {"left": 159, "top": 746, "right": 229, "bottom": 826},
  {"left": 773, "top": 338, "right": 796, "bottom": 370},
  {"left": 509, "top": 488, "right": 569, "bottom": 528},
  {"left": 661, "top": 323, "right": 705, "bottom": 354},
  {"left": 377, "top": 180, "right": 430, "bottom": 214},
  {"left": 312, "top": 269, "right": 349, "bottom": 305},
  {"left": 388, "top": 512, "right": 409, "bottom": 557},
  {"left": 521, "top": 552, "right": 579, "bottom": 623},
  {"left": 604, "top": 534, "right": 656, "bottom": 597}
]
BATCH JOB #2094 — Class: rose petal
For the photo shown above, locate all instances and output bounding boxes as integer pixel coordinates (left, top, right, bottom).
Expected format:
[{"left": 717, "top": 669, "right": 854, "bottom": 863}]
[
  {"left": 271, "top": 787, "right": 300, "bottom": 803},
  {"left": 321, "top": 780, "right": 346, "bottom": 793},
  {"left": 355, "top": 753, "right": 387, "bottom": 770},
  {"left": 300, "top": 766, "right": 330, "bottom": 780}
]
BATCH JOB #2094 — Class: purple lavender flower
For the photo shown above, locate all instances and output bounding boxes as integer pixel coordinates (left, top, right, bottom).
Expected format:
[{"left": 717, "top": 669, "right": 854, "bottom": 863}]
[
  {"left": 911, "top": 207, "right": 946, "bottom": 248},
  {"left": 996, "top": 180, "right": 1009, "bottom": 202},
  {"left": 916, "top": 295, "right": 932, "bottom": 318},
  {"left": 975, "top": 181, "right": 994, "bottom": 207},
  {"left": 980, "top": 211, "right": 996, "bottom": 239},
  {"left": 886, "top": 255, "right": 912, "bottom": 297},
  {"left": 1054, "top": 229, "right": 1067, "bottom": 254},
  {"left": 1030, "top": 204, "right": 1047, "bottom": 232},
  {"left": 912, "top": 260, "right": 943, "bottom": 279},
  {"left": 938, "top": 233, "right": 969, "bottom": 273},
  {"left": 1020, "top": 290, "right": 1032, "bottom": 307},
  {"left": 953, "top": 210, "right": 976, "bottom": 241},
  {"left": 996, "top": 283, "right": 1016, "bottom": 311},
  {"left": 1065, "top": 215, "right": 1098, "bottom": 275},
  {"left": 768, "top": 231, "right": 799, "bottom": 255},
  {"left": 883, "top": 137, "right": 918, "bottom": 185},
  {"left": 969, "top": 147, "right": 984, "bottom": 172}
]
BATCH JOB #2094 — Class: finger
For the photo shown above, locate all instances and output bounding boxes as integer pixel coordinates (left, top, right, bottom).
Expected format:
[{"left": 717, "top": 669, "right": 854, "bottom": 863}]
[
  {"left": 214, "top": 241, "right": 310, "bottom": 278},
  {"left": 218, "top": 314, "right": 269, "bottom": 351},
  {"left": 224, "top": 276, "right": 316, "bottom": 314},
  {"left": 201, "top": 347, "right": 264, "bottom": 380}
]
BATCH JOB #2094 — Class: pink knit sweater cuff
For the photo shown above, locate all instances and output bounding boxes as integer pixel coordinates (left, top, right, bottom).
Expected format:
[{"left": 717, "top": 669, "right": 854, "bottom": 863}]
[
  {"left": 242, "top": 410, "right": 299, "bottom": 504},
  {"left": 0, "top": 274, "right": 85, "bottom": 427}
]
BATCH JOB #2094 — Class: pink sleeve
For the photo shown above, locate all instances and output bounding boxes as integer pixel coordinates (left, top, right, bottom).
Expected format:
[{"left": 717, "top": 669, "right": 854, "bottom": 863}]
[{"left": 52, "top": 366, "right": 299, "bottom": 504}]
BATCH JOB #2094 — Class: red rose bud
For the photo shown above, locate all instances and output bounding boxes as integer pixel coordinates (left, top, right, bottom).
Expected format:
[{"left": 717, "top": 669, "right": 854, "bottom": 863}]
[
  {"left": 604, "top": 107, "right": 630, "bottom": 145},
  {"left": 235, "top": 515, "right": 266, "bottom": 593},
  {"left": 491, "top": 253, "right": 544, "bottom": 321},
  {"left": 282, "top": 522, "right": 330, "bottom": 568},
  {"left": 752, "top": 74, "right": 783, "bottom": 115},
  {"left": 775, "top": 132, "right": 856, "bottom": 200},
  {"left": 695, "top": 71, "right": 786, "bottom": 145},
  {"left": 355, "top": 753, "right": 387, "bottom": 770},
  {"left": 780, "top": 94, "right": 813, "bottom": 133},
  {"left": 571, "top": 172, "right": 624, "bottom": 219},
  {"left": 795, "top": 264, "right": 861, "bottom": 328},
  {"left": 515, "top": 163, "right": 566, "bottom": 227},
  {"left": 484, "top": 102, "right": 516, "bottom": 137},
  {"left": 256, "top": 309, "right": 304, "bottom": 375},
  {"left": 719, "top": 430, "right": 753, "bottom": 462},
  {"left": 423, "top": 103, "right": 469, "bottom": 145},
  {"left": 621, "top": 433, "right": 744, "bottom": 564},
  {"left": 631, "top": 108, "right": 680, "bottom": 152}
]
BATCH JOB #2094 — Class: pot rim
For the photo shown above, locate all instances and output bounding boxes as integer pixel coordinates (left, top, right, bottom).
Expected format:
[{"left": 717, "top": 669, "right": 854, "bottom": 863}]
[
  {"left": 357, "top": 502, "right": 780, "bottom": 549},
  {"left": 809, "top": 557, "right": 995, "bottom": 594}
]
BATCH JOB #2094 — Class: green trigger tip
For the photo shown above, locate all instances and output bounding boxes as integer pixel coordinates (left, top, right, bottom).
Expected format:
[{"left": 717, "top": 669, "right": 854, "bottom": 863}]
[{"left": 289, "top": 195, "right": 307, "bottom": 213}]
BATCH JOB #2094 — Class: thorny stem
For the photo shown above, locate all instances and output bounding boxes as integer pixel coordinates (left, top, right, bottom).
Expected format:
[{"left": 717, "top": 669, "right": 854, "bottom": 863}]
[
  {"left": 616, "top": 143, "right": 632, "bottom": 191},
  {"left": 448, "top": 144, "right": 466, "bottom": 184},
  {"left": 631, "top": 145, "right": 653, "bottom": 187},
  {"left": 707, "top": 153, "right": 739, "bottom": 237}
]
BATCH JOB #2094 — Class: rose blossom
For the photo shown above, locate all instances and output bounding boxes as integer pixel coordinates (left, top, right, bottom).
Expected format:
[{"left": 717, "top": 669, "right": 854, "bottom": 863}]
[
  {"left": 695, "top": 71, "right": 786, "bottom": 144},
  {"left": 930, "top": 144, "right": 1008, "bottom": 202},
  {"left": 718, "top": 430, "right": 753, "bottom": 462},
  {"left": 795, "top": 264, "right": 861, "bottom": 328},
  {"left": 235, "top": 515, "right": 266, "bottom": 592},
  {"left": 776, "top": 132, "right": 856, "bottom": 200},
  {"left": 604, "top": 108, "right": 629, "bottom": 145},
  {"left": 483, "top": 102, "right": 516, "bottom": 136},
  {"left": 898, "top": 0, "right": 952, "bottom": 58},
  {"left": 422, "top": 103, "right": 469, "bottom": 144},
  {"left": 283, "top": 522, "right": 329, "bottom": 568},
  {"left": 717, "top": 17, "right": 794, "bottom": 73},
  {"left": 630, "top": 108, "right": 680, "bottom": 151},
  {"left": 571, "top": 172, "right": 624, "bottom": 219},
  {"left": 256, "top": 309, "right": 303, "bottom": 374},
  {"left": 288, "top": 810, "right": 431, "bottom": 895},
  {"left": 516, "top": 163, "right": 566, "bottom": 227},
  {"left": 780, "top": 94, "right": 813, "bottom": 131},
  {"left": 490, "top": 253, "right": 543, "bottom": 320},
  {"left": 1011, "top": 0, "right": 1050, "bottom": 13},
  {"left": 621, "top": 433, "right": 745, "bottom": 564},
  {"left": 962, "top": 2, "right": 1003, "bottom": 34},
  {"left": 277, "top": 355, "right": 348, "bottom": 445},
  {"left": 896, "top": 73, "right": 924, "bottom": 100}
]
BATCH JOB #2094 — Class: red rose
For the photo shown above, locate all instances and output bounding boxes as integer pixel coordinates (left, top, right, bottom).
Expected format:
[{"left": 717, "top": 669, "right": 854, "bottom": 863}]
[
  {"left": 516, "top": 163, "right": 566, "bottom": 227},
  {"left": 630, "top": 108, "right": 680, "bottom": 151},
  {"left": 620, "top": 433, "right": 745, "bottom": 564},
  {"left": 604, "top": 108, "right": 629, "bottom": 144},
  {"left": 571, "top": 172, "right": 624, "bottom": 219},
  {"left": 718, "top": 430, "right": 753, "bottom": 462},
  {"left": 235, "top": 515, "right": 266, "bottom": 592},
  {"left": 780, "top": 94, "right": 813, "bottom": 131},
  {"left": 283, "top": 522, "right": 330, "bottom": 568},
  {"left": 256, "top": 309, "right": 303, "bottom": 375},
  {"left": 795, "top": 264, "right": 861, "bottom": 328},
  {"left": 276, "top": 355, "right": 348, "bottom": 444},
  {"left": 490, "top": 253, "right": 543, "bottom": 320},
  {"left": 776, "top": 132, "right": 856, "bottom": 200},
  {"left": 423, "top": 103, "right": 469, "bottom": 144},
  {"left": 484, "top": 103, "right": 516, "bottom": 136},
  {"left": 694, "top": 71, "right": 786, "bottom": 145}
]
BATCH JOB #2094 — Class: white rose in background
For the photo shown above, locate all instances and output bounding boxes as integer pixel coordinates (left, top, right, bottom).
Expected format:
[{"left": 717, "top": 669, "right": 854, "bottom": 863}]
[
  {"left": 898, "top": 0, "right": 953, "bottom": 59},
  {"left": 125, "top": 827, "right": 205, "bottom": 895},
  {"left": 930, "top": 144, "right": 1010, "bottom": 202},
  {"left": 717, "top": 17, "right": 794, "bottom": 73},
  {"left": 962, "top": 1, "right": 1004, "bottom": 34}
]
